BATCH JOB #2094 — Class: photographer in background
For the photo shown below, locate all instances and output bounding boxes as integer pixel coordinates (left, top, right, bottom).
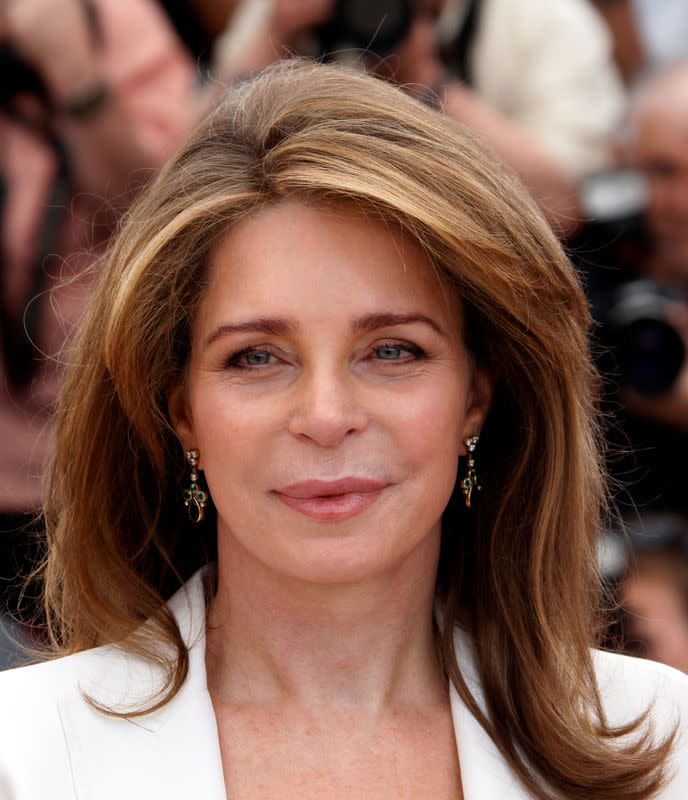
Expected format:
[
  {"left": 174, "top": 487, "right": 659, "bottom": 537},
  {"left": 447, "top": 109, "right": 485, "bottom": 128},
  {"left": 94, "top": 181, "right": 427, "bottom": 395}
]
[
  {"left": 594, "top": 0, "right": 688, "bottom": 84},
  {"left": 621, "top": 515, "right": 688, "bottom": 675},
  {"left": 627, "top": 65, "right": 688, "bottom": 295},
  {"left": 571, "top": 62, "right": 688, "bottom": 518},
  {"left": 0, "top": 0, "right": 194, "bottom": 652},
  {"left": 209, "top": 0, "right": 625, "bottom": 235},
  {"left": 600, "top": 513, "right": 688, "bottom": 674},
  {"left": 431, "top": 0, "right": 626, "bottom": 234}
]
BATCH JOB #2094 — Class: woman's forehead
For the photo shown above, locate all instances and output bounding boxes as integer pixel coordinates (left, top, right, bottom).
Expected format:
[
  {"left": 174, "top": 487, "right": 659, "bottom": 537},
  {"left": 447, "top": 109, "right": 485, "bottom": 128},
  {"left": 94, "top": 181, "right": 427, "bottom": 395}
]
[{"left": 196, "top": 199, "right": 463, "bottom": 336}]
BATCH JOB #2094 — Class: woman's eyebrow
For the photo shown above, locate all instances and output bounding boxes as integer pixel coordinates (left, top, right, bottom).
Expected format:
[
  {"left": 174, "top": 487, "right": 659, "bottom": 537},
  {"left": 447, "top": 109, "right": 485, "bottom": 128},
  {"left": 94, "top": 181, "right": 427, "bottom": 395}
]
[
  {"left": 205, "top": 317, "right": 296, "bottom": 347},
  {"left": 351, "top": 312, "right": 447, "bottom": 337},
  {"left": 205, "top": 312, "right": 446, "bottom": 348}
]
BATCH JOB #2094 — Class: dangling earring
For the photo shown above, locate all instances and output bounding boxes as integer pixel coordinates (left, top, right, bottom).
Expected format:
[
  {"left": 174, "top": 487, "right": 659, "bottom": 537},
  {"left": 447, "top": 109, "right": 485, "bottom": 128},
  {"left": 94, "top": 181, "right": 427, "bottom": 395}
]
[
  {"left": 183, "top": 449, "right": 207, "bottom": 523},
  {"left": 461, "top": 435, "right": 480, "bottom": 509}
]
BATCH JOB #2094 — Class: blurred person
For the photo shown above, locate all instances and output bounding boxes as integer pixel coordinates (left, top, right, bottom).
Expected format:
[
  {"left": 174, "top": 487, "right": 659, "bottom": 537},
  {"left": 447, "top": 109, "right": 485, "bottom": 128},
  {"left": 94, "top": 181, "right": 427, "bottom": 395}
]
[
  {"left": 631, "top": 0, "right": 688, "bottom": 71},
  {"left": 623, "top": 552, "right": 688, "bottom": 674},
  {"left": 566, "top": 61, "right": 688, "bottom": 520},
  {"left": 209, "top": 0, "right": 625, "bottom": 234},
  {"left": 154, "top": 1, "right": 244, "bottom": 73},
  {"left": 0, "top": 0, "right": 195, "bottom": 623},
  {"left": 428, "top": 0, "right": 626, "bottom": 232},
  {"left": 181, "top": 0, "right": 241, "bottom": 39},
  {"left": 626, "top": 63, "right": 688, "bottom": 289},
  {"left": 608, "top": 514, "right": 688, "bottom": 675},
  {"left": 594, "top": 1, "right": 688, "bottom": 85},
  {"left": 593, "top": 63, "right": 688, "bottom": 439},
  {"left": 0, "top": 60, "right": 686, "bottom": 799},
  {"left": 208, "top": 0, "right": 331, "bottom": 83},
  {"left": 592, "top": 0, "right": 645, "bottom": 84}
]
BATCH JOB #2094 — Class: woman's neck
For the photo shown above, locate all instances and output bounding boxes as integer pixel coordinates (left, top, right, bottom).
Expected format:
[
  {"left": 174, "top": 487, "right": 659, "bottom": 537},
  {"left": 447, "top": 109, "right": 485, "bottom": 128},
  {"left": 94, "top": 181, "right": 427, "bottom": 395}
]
[{"left": 205, "top": 527, "right": 446, "bottom": 715}]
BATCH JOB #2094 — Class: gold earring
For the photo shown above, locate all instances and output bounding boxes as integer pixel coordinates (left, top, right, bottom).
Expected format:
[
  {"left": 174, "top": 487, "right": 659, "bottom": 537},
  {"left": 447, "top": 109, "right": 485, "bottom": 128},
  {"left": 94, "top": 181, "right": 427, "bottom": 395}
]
[
  {"left": 183, "top": 449, "right": 207, "bottom": 523},
  {"left": 461, "top": 435, "right": 480, "bottom": 509}
]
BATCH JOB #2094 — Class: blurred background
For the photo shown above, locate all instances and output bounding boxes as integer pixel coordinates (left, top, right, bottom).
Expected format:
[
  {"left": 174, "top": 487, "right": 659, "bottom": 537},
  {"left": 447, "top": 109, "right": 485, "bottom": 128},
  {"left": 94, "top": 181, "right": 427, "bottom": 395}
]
[{"left": 2, "top": 0, "right": 688, "bottom": 674}]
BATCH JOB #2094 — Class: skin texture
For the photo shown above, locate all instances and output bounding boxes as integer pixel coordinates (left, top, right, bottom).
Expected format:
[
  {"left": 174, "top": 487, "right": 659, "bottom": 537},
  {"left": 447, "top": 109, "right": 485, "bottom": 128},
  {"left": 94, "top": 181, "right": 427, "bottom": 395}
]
[{"left": 169, "top": 200, "right": 491, "bottom": 798}]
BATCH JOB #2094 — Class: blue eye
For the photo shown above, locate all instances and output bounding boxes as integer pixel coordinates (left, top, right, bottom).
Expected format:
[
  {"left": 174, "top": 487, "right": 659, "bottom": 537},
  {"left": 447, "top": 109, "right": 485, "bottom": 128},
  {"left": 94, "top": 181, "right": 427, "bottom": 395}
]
[
  {"left": 376, "top": 345, "right": 404, "bottom": 360},
  {"left": 244, "top": 350, "right": 272, "bottom": 366},
  {"left": 226, "top": 347, "right": 277, "bottom": 369},
  {"left": 373, "top": 342, "right": 424, "bottom": 361}
]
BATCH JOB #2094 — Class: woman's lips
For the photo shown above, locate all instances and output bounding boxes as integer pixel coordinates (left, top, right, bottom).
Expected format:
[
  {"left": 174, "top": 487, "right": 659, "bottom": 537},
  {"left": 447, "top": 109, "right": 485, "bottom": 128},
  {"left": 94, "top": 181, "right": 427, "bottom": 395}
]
[{"left": 273, "top": 478, "right": 388, "bottom": 521}]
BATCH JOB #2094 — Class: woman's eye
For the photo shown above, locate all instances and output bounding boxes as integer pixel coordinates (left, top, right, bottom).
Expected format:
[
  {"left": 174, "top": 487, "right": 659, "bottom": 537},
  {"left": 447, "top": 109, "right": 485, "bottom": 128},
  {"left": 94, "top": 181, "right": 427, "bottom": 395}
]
[
  {"left": 224, "top": 342, "right": 424, "bottom": 370},
  {"left": 226, "top": 347, "right": 278, "bottom": 369},
  {"left": 372, "top": 342, "right": 424, "bottom": 362},
  {"left": 376, "top": 345, "right": 404, "bottom": 360}
]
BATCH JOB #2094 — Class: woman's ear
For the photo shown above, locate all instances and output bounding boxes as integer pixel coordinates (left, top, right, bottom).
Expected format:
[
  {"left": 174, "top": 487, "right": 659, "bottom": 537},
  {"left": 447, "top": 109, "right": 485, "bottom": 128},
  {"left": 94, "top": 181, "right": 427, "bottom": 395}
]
[
  {"left": 460, "top": 364, "right": 493, "bottom": 452},
  {"left": 167, "top": 383, "right": 195, "bottom": 451}
]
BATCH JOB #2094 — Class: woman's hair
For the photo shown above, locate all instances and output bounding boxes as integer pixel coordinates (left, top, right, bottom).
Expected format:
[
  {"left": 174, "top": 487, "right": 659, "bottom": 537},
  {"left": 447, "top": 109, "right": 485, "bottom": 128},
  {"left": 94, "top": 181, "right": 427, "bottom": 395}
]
[{"left": 40, "top": 61, "right": 672, "bottom": 798}]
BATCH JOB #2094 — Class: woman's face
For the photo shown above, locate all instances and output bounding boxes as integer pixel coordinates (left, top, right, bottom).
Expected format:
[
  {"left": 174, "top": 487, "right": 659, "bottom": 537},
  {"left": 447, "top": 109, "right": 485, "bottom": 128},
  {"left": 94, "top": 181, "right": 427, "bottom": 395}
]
[{"left": 170, "top": 200, "right": 491, "bottom": 583}]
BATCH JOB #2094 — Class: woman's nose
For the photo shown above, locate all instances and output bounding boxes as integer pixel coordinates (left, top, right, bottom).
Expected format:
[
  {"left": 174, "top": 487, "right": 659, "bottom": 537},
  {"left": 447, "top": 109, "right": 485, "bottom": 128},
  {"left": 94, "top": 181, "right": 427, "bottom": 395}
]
[{"left": 287, "top": 368, "right": 369, "bottom": 448}]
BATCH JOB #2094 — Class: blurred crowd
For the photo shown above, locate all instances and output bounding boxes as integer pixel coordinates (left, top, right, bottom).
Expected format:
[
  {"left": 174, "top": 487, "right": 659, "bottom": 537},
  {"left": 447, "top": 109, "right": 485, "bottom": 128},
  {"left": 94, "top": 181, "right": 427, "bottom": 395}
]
[{"left": 2, "top": 0, "right": 688, "bottom": 674}]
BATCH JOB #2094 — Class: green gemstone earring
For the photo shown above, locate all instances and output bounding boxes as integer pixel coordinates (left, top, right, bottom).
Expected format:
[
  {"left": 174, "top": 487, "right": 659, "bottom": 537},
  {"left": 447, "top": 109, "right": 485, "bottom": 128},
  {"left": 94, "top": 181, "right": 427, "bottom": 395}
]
[
  {"left": 183, "top": 449, "right": 207, "bottom": 523},
  {"left": 460, "top": 435, "right": 480, "bottom": 509}
]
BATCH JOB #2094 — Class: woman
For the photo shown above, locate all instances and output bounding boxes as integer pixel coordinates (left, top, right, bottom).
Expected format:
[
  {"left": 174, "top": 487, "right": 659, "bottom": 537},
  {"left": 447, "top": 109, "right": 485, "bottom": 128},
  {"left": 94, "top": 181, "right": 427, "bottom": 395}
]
[{"left": 0, "top": 61, "right": 686, "bottom": 799}]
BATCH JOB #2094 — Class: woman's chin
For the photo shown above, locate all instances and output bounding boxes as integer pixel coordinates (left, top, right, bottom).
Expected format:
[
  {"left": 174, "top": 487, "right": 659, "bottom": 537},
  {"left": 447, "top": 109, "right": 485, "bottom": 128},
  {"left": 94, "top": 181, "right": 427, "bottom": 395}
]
[
  {"left": 277, "top": 545, "right": 400, "bottom": 586},
  {"left": 266, "top": 528, "right": 437, "bottom": 587}
]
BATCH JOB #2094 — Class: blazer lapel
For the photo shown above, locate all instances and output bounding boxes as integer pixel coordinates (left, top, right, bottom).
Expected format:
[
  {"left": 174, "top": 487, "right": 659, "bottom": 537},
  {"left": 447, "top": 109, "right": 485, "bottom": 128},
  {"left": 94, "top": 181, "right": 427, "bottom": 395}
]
[
  {"left": 56, "top": 571, "right": 227, "bottom": 800},
  {"left": 450, "top": 628, "right": 531, "bottom": 799}
]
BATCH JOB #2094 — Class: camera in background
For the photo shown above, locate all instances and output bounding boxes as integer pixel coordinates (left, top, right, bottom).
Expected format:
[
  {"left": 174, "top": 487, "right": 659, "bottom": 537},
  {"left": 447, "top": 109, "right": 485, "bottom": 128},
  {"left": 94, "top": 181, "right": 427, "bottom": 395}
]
[
  {"left": 0, "top": 42, "right": 50, "bottom": 111},
  {"left": 312, "top": 0, "right": 412, "bottom": 60},
  {"left": 572, "top": 168, "right": 686, "bottom": 397}
]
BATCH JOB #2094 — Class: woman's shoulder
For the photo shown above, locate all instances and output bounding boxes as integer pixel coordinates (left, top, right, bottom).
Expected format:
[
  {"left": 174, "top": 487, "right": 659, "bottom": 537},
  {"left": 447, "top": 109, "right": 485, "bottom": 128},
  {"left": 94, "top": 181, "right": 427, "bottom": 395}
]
[
  {"left": 453, "top": 625, "right": 688, "bottom": 727},
  {"left": 0, "top": 640, "right": 166, "bottom": 751},
  {"left": 0, "top": 640, "right": 220, "bottom": 799},
  {"left": 593, "top": 647, "right": 688, "bottom": 777},
  {"left": 0, "top": 574, "right": 208, "bottom": 765},
  {"left": 0, "top": 641, "right": 121, "bottom": 693},
  {"left": 0, "top": 646, "right": 118, "bottom": 795},
  {"left": 0, "top": 569, "right": 208, "bottom": 706},
  {"left": 0, "top": 581, "right": 219, "bottom": 799},
  {"left": 593, "top": 650, "right": 688, "bottom": 797},
  {"left": 1, "top": 651, "right": 75, "bottom": 702},
  {"left": 593, "top": 650, "right": 688, "bottom": 724},
  {"left": 0, "top": 637, "right": 174, "bottom": 720},
  {"left": 0, "top": 645, "right": 116, "bottom": 738}
]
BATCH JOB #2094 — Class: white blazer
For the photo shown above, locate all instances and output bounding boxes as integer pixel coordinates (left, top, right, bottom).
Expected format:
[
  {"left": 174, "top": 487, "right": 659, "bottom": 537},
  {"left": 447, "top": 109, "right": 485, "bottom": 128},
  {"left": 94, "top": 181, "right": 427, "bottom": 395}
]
[{"left": 1, "top": 569, "right": 687, "bottom": 799}]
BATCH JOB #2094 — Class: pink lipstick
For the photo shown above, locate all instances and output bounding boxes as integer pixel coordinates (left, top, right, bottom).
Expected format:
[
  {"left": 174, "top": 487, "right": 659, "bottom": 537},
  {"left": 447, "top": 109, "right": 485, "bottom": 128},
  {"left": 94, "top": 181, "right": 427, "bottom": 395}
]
[{"left": 273, "top": 478, "right": 387, "bottom": 521}]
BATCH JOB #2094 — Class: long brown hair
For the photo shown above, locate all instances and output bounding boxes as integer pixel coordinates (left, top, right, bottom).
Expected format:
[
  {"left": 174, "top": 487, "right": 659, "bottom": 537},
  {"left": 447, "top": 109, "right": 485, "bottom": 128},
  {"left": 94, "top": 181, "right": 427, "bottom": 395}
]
[{"left": 40, "top": 61, "right": 672, "bottom": 798}]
